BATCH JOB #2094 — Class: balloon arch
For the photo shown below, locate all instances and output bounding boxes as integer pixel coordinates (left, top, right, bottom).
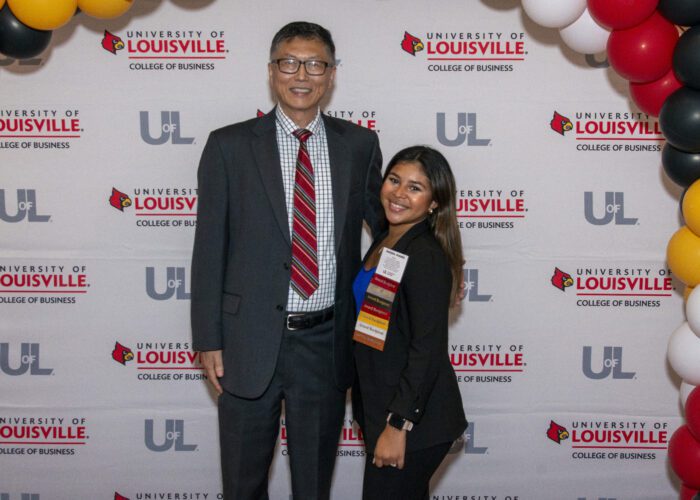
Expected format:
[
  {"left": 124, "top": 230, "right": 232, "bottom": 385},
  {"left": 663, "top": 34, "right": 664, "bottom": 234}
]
[{"left": 3, "top": 0, "right": 700, "bottom": 497}]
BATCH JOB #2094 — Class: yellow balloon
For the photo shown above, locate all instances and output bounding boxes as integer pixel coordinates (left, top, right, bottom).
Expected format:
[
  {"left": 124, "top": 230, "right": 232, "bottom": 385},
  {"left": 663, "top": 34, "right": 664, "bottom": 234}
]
[
  {"left": 685, "top": 285, "right": 695, "bottom": 302},
  {"left": 683, "top": 179, "right": 700, "bottom": 237},
  {"left": 77, "top": 0, "right": 133, "bottom": 19},
  {"left": 7, "top": 0, "right": 77, "bottom": 31},
  {"left": 668, "top": 226, "right": 700, "bottom": 286}
]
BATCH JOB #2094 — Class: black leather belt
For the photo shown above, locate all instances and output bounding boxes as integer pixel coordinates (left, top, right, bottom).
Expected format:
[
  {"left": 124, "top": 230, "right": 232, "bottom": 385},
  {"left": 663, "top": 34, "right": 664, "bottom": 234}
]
[{"left": 285, "top": 306, "right": 334, "bottom": 330}]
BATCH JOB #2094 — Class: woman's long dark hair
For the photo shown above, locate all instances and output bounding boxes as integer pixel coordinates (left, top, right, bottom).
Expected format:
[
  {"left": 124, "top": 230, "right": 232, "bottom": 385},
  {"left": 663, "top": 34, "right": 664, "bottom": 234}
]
[{"left": 384, "top": 146, "right": 464, "bottom": 301}]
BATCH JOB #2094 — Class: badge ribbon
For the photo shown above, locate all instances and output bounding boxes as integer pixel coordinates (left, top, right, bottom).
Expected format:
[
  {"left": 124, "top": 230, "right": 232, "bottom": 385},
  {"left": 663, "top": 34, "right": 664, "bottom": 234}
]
[{"left": 353, "top": 248, "right": 409, "bottom": 351}]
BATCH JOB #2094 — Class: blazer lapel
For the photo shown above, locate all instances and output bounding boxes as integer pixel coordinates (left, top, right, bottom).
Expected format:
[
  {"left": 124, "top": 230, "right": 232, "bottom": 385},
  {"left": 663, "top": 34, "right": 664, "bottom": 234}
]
[
  {"left": 252, "top": 111, "right": 291, "bottom": 246},
  {"left": 324, "top": 116, "right": 352, "bottom": 253}
]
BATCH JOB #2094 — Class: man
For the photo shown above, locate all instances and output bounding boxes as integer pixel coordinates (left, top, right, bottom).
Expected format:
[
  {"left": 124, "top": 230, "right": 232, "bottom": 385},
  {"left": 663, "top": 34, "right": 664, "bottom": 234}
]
[{"left": 191, "top": 21, "right": 384, "bottom": 500}]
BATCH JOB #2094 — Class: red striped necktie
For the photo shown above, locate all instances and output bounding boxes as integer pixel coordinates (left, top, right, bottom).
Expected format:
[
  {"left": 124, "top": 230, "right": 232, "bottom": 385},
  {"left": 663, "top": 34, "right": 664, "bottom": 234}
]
[{"left": 290, "top": 129, "right": 319, "bottom": 300}]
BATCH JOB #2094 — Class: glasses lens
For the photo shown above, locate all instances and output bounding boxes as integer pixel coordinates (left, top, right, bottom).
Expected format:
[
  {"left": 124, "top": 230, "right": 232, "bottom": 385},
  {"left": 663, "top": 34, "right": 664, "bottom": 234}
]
[
  {"left": 277, "top": 59, "right": 300, "bottom": 74},
  {"left": 304, "top": 61, "right": 327, "bottom": 75}
]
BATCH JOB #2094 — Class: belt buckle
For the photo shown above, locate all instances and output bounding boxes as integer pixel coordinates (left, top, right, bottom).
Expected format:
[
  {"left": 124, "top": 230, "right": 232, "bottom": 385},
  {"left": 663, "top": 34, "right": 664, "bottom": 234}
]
[{"left": 286, "top": 313, "right": 304, "bottom": 331}]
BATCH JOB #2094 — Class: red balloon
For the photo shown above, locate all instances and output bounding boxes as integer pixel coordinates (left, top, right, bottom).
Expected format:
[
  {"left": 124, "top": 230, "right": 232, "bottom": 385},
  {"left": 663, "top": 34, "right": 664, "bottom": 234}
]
[
  {"left": 669, "top": 425, "right": 700, "bottom": 489},
  {"left": 681, "top": 483, "right": 700, "bottom": 500},
  {"left": 629, "top": 68, "right": 683, "bottom": 116},
  {"left": 588, "top": 0, "right": 659, "bottom": 30},
  {"left": 608, "top": 12, "right": 680, "bottom": 83},
  {"left": 687, "top": 386, "right": 700, "bottom": 439}
]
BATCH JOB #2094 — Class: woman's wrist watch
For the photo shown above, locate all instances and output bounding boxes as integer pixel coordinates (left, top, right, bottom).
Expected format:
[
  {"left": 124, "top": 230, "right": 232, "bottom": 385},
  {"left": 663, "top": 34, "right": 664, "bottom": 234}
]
[{"left": 387, "top": 412, "right": 414, "bottom": 431}]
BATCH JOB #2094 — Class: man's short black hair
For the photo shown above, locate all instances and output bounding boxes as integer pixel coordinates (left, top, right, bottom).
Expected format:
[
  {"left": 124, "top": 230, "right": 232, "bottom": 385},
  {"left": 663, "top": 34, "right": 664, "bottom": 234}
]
[{"left": 270, "top": 21, "right": 336, "bottom": 63}]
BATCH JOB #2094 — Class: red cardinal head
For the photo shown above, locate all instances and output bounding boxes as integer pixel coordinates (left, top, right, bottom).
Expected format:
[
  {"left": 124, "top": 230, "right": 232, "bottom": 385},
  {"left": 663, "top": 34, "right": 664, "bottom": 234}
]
[
  {"left": 551, "top": 267, "right": 573, "bottom": 291},
  {"left": 547, "top": 421, "right": 569, "bottom": 444},
  {"left": 401, "top": 32, "right": 424, "bottom": 56},
  {"left": 550, "top": 111, "right": 573, "bottom": 136},
  {"left": 102, "top": 30, "right": 125, "bottom": 55},
  {"left": 109, "top": 188, "right": 132, "bottom": 211},
  {"left": 112, "top": 342, "right": 134, "bottom": 365}
]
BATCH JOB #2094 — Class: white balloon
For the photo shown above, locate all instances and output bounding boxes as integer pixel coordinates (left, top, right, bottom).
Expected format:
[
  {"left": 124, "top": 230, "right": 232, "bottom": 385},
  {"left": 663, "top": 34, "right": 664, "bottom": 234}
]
[
  {"left": 521, "top": 0, "right": 587, "bottom": 29},
  {"left": 687, "top": 286, "right": 700, "bottom": 337},
  {"left": 681, "top": 381, "right": 697, "bottom": 409},
  {"left": 560, "top": 9, "right": 610, "bottom": 54},
  {"left": 668, "top": 322, "right": 700, "bottom": 385}
]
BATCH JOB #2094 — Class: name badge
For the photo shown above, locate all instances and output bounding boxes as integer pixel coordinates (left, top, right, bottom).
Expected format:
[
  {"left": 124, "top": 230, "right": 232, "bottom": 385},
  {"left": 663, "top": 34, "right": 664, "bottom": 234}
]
[{"left": 353, "top": 248, "right": 409, "bottom": 351}]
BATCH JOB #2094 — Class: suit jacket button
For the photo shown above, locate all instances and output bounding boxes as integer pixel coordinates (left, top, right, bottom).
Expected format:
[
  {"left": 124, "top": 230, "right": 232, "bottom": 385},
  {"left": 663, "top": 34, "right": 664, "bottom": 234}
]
[
  {"left": 283, "top": 263, "right": 289, "bottom": 270},
  {"left": 276, "top": 305, "right": 283, "bottom": 311}
]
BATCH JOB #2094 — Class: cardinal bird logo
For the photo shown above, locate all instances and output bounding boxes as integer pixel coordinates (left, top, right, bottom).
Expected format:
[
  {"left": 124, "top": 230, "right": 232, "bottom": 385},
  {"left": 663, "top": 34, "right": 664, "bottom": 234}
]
[
  {"left": 551, "top": 267, "right": 574, "bottom": 291},
  {"left": 102, "top": 30, "right": 125, "bottom": 55},
  {"left": 112, "top": 342, "right": 134, "bottom": 365},
  {"left": 115, "top": 494, "right": 130, "bottom": 500},
  {"left": 547, "top": 420, "right": 569, "bottom": 443},
  {"left": 550, "top": 111, "right": 573, "bottom": 136},
  {"left": 109, "top": 188, "right": 132, "bottom": 212},
  {"left": 401, "top": 32, "right": 424, "bottom": 56}
]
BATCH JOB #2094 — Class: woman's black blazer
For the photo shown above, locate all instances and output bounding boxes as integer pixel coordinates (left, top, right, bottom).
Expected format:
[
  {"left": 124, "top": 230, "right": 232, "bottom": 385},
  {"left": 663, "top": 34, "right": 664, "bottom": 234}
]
[{"left": 353, "top": 219, "right": 467, "bottom": 453}]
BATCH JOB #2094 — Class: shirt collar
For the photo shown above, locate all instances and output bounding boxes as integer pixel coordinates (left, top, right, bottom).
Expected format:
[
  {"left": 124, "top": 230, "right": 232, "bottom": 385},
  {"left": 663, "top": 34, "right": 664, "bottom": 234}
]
[{"left": 275, "top": 106, "right": 323, "bottom": 137}]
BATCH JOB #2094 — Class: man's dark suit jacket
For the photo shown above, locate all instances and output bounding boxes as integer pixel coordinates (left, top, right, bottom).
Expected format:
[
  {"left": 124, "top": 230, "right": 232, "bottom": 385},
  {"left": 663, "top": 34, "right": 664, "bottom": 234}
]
[
  {"left": 353, "top": 220, "right": 467, "bottom": 452},
  {"left": 190, "top": 110, "right": 384, "bottom": 399}
]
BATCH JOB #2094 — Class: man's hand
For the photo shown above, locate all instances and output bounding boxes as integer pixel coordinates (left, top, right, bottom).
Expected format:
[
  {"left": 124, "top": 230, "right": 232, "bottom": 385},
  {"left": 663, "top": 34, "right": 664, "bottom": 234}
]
[
  {"left": 372, "top": 425, "right": 407, "bottom": 469},
  {"left": 199, "top": 350, "right": 224, "bottom": 395}
]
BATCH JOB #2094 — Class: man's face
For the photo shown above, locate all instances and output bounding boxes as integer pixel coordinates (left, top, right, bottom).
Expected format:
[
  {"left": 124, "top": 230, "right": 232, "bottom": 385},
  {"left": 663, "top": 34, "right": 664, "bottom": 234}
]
[{"left": 268, "top": 36, "right": 335, "bottom": 127}]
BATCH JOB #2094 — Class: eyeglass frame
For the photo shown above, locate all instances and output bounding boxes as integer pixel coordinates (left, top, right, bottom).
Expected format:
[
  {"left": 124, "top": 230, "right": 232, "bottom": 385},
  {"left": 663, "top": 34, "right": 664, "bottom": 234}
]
[{"left": 270, "top": 58, "right": 334, "bottom": 76}]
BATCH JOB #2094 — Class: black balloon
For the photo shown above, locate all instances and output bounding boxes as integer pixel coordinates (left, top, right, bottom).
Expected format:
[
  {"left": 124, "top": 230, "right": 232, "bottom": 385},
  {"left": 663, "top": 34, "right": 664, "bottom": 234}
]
[
  {"left": 660, "top": 87, "right": 700, "bottom": 153},
  {"left": 0, "top": 4, "right": 52, "bottom": 59},
  {"left": 674, "top": 26, "right": 700, "bottom": 90},
  {"left": 659, "top": 0, "right": 700, "bottom": 26},
  {"left": 663, "top": 143, "right": 700, "bottom": 187}
]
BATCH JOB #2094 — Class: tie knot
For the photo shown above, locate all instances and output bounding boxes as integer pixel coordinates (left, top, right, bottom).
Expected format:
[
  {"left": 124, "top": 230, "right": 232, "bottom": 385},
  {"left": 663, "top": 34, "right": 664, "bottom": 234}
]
[{"left": 293, "top": 129, "right": 312, "bottom": 143}]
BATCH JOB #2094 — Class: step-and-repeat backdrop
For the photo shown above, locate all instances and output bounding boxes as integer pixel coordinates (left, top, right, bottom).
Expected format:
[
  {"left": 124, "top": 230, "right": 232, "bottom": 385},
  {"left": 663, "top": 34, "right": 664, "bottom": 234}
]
[{"left": 0, "top": 1, "right": 686, "bottom": 498}]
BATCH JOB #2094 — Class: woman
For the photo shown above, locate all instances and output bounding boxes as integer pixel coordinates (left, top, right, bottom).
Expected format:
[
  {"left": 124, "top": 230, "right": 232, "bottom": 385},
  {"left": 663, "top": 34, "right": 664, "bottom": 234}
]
[{"left": 352, "top": 145, "right": 467, "bottom": 500}]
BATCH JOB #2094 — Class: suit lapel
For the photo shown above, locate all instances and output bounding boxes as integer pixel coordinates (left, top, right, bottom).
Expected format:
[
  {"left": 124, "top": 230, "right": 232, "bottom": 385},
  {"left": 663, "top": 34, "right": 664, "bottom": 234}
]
[
  {"left": 252, "top": 111, "right": 291, "bottom": 246},
  {"left": 324, "top": 116, "right": 352, "bottom": 253}
]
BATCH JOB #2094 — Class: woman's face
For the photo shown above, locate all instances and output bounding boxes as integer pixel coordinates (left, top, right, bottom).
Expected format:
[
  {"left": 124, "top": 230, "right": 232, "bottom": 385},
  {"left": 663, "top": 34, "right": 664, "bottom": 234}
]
[{"left": 380, "top": 161, "right": 437, "bottom": 232}]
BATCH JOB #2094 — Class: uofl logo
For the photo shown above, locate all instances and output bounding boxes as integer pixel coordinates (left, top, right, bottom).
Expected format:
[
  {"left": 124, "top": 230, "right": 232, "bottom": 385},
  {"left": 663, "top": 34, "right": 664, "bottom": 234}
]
[
  {"left": 550, "top": 111, "right": 573, "bottom": 136},
  {"left": 547, "top": 421, "right": 569, "bottom": 444},
  {"left": 102, "top": 30, "right": 125, "bottom": 54},
  {"left": 401, "top": 32, "right": 424, "bottom": 55},
  {"left": 584, "top": 192, "right": 637, "bottom": 226},
  {"left": 112, "top": 342, "right": 134, "bottom": 365},
  {"left": 551, "top": 268, "right": 573, "bottom": 292},
  {"left": 144, "top": 419, "right": 196, "bottom": 452},
  {"left": 109, "top": 188, "right": 132, "bottom": 211},
  {"left": 0, "top": 343, "right": 53, "bottom": 376},
  {"left": 0, "top": 189, "right": 50, "bottom": 223},
  {"left": 145, "top": 267, "right": 191, "bottom": 300},
  {"left": 582, "top": 346, "right": 635, "bottom": 380},
  {"left": 114, "top": 494, "right": 129, "bottom": 500},
  {"left": 139, "top": 111, "right": 194, "bottom": 145},
  {"left": 436, "top": 113, "right": 491, "bottom": 147},
  {"left": 463, "top": 268, "right": 492, "bottom": 302}
]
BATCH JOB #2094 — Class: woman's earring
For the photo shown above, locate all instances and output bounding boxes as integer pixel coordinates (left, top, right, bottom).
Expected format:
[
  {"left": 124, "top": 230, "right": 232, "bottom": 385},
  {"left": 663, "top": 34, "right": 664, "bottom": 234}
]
[{"left": 428, "top": 208, "right": 434, "bottom": 215}]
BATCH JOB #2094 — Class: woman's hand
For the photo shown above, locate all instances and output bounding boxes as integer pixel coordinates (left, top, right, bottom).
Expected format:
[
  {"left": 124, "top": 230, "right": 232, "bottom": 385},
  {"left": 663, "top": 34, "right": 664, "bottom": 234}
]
[{"left": 372, "top": 425, "right": 407, "bottom": 469}]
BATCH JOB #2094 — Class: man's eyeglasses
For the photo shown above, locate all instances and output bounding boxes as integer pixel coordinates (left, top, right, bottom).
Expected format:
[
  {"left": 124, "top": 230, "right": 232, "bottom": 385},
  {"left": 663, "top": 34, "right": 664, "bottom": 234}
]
[{"left": 271, "top": 58, "right": 333, "bottom": 76}]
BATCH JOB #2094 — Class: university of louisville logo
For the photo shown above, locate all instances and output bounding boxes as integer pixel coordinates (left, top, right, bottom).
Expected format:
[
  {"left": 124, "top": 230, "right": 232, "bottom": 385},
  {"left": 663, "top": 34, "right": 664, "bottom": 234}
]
[
  {"left": 109, "top": 188, "right": 132, "bottom": 211},
  {"left": 551, "top": 267, "right": 573, "bottom": 291},
  {"left": 112, "top": 342, "right": 134, "bottom": 365},
  {"left": 550, "top": 111, "right": 573, "bottom": 136},
  {"left": 547, "top": 421, "right": 570, "bottom": 444},
  {"left": 102, "top": 30, "right": 125, "bottom": 54},
  {"left": 115, "top": 494, "right": 129, "bottom": 500},
  {"left": 401, "top": 32, "right": 424, "bottom": 55}
]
